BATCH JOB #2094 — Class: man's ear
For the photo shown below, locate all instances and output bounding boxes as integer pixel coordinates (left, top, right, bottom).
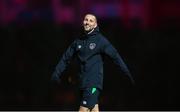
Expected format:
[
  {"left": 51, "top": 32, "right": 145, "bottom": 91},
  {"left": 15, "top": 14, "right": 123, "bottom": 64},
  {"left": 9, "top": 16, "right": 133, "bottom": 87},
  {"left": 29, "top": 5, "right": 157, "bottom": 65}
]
[{"left": 94, "top": 23, "right": 97, "bottom": 28}]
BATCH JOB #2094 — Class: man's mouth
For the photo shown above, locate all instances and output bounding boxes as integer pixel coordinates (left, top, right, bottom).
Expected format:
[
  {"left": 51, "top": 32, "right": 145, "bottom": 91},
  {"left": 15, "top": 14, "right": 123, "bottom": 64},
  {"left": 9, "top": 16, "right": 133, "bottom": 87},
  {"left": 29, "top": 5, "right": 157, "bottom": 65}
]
[{"left": 85, "top": 25, "right": 90, "bottom": 28}]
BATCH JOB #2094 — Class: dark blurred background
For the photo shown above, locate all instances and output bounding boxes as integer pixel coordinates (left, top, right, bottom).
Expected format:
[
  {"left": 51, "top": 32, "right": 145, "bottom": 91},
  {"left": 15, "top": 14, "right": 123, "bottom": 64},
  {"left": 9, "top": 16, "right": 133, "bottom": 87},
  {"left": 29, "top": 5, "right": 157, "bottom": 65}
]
[{"left": 0, "top": 0, "right": 180, "bottom": 111}]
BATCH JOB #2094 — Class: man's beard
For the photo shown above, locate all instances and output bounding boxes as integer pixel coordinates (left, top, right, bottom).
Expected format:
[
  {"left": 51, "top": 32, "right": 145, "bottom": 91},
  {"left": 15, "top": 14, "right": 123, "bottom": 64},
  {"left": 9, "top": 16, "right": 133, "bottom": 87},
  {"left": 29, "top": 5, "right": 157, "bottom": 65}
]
[
  {"left": 84, "top": 25, "right": 91, "bottom": 31},
  {"left": 84, "top": 28, "right": 94, "bottom": 34},
  {"left": 84, "top": 25, "right": 93, "bottom": 32}
]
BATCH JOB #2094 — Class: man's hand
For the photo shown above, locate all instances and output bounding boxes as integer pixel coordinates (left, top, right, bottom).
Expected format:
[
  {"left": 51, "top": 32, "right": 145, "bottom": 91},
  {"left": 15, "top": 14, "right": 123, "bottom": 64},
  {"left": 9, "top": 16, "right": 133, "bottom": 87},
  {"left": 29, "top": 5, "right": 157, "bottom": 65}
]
[
  {"left": 126, "top": 72, "right": 135, "bottom": 86},
  {"left": 49, "top": 75, "right": 61, "bottom": 92},
  {"left": 130, "top": 76, "right": 135, "bottom": 86},
  {"left": 51, "top": 73, "right": 61, "bottom": 85}
]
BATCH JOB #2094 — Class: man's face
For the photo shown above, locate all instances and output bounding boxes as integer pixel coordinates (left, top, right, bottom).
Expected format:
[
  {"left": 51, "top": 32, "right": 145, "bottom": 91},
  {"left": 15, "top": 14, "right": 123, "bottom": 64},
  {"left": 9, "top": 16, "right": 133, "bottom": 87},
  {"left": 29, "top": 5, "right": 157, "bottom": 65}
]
[{"left": 83, "top": 14, "right": 97, "bottom": 32}]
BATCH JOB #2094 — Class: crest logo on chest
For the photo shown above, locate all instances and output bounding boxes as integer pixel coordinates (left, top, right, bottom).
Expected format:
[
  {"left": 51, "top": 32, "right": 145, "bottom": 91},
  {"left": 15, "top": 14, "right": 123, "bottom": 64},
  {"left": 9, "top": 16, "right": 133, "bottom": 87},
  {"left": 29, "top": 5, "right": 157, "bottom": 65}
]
[{"left": 89, "top": 43, "right": 96, "bottom": 50}]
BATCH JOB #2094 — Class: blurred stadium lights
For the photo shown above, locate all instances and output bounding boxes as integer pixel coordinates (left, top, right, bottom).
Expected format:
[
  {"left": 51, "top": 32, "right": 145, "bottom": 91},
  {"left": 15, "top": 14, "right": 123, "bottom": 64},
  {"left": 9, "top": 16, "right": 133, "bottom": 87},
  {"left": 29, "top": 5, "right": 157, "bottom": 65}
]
[{"left": 0, "top": 0, "right": 179, "bottom": 28}]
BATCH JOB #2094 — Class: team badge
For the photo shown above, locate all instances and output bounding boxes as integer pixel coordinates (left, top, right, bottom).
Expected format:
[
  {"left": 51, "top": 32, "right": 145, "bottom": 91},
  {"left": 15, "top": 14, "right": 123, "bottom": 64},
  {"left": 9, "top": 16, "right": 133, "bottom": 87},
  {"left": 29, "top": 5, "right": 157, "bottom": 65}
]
[
  {"left": 89, "top": 43, "right": 96, "bottom": 50},
  {"left": 83, "top": 101, "right": 87, "bottom": 105}
]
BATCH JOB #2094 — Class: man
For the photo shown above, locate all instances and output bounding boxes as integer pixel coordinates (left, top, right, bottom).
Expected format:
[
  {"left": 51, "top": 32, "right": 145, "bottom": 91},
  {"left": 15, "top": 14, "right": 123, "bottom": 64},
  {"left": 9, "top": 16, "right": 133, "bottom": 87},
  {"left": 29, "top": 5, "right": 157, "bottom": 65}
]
[{"left": 51, "top": 14, "right": 134, "bottom": 112}]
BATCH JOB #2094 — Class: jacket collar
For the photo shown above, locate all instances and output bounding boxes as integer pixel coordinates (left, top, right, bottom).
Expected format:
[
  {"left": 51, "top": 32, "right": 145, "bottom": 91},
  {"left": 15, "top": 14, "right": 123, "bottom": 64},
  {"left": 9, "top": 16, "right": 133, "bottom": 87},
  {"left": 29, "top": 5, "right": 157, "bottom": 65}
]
[
  {"left": 86, "top": 26, "right": 99, "bottom": 36},
  {"left": 80, "top": 26, "right": 100, "bottom": 40}
]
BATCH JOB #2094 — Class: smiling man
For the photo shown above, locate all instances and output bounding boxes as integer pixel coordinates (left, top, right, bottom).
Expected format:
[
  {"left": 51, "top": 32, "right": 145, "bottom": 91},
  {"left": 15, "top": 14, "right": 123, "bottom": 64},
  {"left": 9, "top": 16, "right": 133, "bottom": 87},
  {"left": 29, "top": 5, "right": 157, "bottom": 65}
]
[
  {"left": 83, "top": 14, "right": 97, "bottom": 33},
  {"left": 51, "top": 14, "right": 134, "bottom": 112}
]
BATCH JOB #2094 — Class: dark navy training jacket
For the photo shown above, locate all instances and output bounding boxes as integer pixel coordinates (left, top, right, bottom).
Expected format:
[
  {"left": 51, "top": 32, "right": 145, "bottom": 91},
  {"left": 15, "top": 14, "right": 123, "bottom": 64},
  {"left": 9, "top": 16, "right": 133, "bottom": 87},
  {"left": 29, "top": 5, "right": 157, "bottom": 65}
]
[{"left": 51, "top": 27, "right": 134, "bottom": 90}]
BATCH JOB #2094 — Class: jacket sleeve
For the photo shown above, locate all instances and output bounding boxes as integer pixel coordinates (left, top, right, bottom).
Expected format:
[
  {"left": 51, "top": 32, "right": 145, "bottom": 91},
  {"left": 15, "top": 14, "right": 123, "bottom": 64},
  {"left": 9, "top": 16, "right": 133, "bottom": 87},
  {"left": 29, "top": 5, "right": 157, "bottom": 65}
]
[
  {"left": 51, "top": 40, "right": 76, "bottom": 81},
  {"left": 101, "top": 38, "right": 135, "bottom": 84}
]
